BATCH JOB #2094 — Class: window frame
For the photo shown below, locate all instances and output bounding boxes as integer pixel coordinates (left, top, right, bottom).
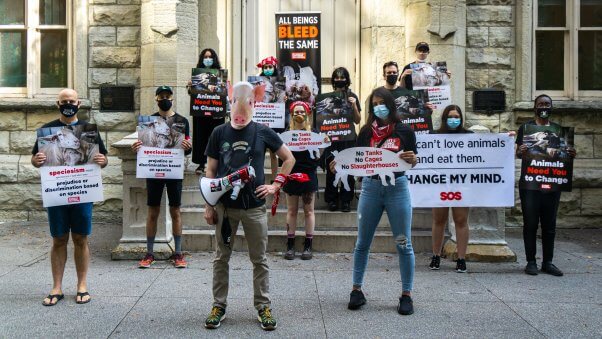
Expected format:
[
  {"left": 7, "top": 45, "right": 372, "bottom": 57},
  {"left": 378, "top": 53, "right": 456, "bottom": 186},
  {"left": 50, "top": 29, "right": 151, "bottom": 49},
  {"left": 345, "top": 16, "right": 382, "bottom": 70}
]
[
  {"left": 0, "top": 0, "right": 72, "bottom": 98},
  {"left": 533, "top": 0, "right": 602, "bottom": 100}
]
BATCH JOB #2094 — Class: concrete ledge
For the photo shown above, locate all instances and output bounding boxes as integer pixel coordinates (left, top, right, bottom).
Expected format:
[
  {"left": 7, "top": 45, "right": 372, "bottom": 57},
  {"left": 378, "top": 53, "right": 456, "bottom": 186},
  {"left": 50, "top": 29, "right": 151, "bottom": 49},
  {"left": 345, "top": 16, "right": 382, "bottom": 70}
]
[
  {"left": 443, "top": 240, "right": 516, "bottom": 262},
  {"left": 111, "top": 242, "right": 174, "bottom": 260}
]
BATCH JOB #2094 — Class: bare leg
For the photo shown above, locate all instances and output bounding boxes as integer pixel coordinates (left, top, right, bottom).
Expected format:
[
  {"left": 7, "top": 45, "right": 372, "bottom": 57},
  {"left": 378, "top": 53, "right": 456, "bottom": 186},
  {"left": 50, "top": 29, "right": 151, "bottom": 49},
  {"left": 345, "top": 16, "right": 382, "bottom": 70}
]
[
  {"left": 431, "top": 207, "right": 449, "bottom": 255},
  {"left": 452, "top": 207, "right": 470, "bottom": 259},
  {"left": 44, "top": 234, "right": 69, "bottom": 305},
  {"left": 286, "top": 194, "right": 299, "bottom": 234},
  {"left": 302, "top": 192, "right": 315, "bottom": 235},
  {"left": 72, "top": 233, "right": 91, "bottom": 303},
  {"left": 146, "top": 206, "right": 160, "bottom": 238},
  {"left": 169, "top": 206, "right": 182, "bottom": 237}
]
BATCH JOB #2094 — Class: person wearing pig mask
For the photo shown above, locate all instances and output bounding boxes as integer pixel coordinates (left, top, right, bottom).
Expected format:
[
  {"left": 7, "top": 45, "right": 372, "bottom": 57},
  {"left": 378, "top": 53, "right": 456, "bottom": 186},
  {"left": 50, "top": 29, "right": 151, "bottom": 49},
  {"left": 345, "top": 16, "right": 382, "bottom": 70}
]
[{"left": 203, "top": 82, "right": 295, "bottom": 331}]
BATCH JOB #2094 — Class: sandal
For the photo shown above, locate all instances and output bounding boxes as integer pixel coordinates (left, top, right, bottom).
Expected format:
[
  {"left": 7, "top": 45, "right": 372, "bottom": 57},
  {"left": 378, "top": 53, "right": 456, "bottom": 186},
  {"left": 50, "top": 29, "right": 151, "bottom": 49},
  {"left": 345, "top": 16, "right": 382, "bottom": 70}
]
[
  {"left": 42, "top": 294, "right": 64, "bottom": 306},
  {"left": 76, "top": 292, "right": 91, "bottom": 304}
]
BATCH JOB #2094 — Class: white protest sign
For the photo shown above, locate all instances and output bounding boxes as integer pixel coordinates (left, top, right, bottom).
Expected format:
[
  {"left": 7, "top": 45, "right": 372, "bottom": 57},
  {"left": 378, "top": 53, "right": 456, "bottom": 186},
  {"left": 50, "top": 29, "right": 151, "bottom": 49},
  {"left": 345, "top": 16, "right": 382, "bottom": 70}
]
[
  {"left": 279, "top": 130, "right": 331, "bottom": 159},
  {"left": 332, "top": 147, "right": 412, "bottom": 191},
  {"left": 422, "top": 86, "right": 451, "bottom": 111},
  {"left": 408, "top": 133, "right": 514, "bottom": 207},
  {"left": 253, "top": 102, "right": 286, "bottom": 129},
  {"left": 40, "top": 164, "right": 104, "bottom": 208},
  {"left": 411, "top": 62, "right": 451, "bottom": 112},
  {"left": 136, "top": 147, "right": 185, "bottom": 179}
]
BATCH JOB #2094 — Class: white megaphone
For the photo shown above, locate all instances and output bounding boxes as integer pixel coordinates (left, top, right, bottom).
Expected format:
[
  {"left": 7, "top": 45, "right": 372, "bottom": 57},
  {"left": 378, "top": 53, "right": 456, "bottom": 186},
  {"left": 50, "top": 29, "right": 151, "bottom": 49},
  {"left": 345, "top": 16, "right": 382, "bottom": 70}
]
[{"left": 199, "top": 166, "right": 256, "bottom": 207}]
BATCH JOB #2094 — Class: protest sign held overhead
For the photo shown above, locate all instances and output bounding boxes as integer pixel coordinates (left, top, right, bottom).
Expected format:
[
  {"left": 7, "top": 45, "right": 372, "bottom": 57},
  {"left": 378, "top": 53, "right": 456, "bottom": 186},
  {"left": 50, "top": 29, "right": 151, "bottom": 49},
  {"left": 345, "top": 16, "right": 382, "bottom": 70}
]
[
  {"left": 519, "top": 125, "right": 574, "bottom": 192},
  {"left": 279, "top": 130, "right": 330, "bottom": 159},
  {"left": 407, "top": 133, "right": 515, "bottom": 207},
  {"left": 136, "top": 115, "right": 185, "bottom": 180},
  {"left": 248, "top": 75, "right": 287, "bottom": 129},
  {"left": 331, "top": 147, "right": 413, "bottom": 191},
  {"left": 411, "top": 61, "right": 451, "bottom": 112},
  {"left": 189, "top": 68, "right": 228, "bottom": 118},
  {"left": 315, "top": 91, "right": 357, "bottom": 142},
  {"left": 37, "top": 124, "right": 104, "bottom": 207}
]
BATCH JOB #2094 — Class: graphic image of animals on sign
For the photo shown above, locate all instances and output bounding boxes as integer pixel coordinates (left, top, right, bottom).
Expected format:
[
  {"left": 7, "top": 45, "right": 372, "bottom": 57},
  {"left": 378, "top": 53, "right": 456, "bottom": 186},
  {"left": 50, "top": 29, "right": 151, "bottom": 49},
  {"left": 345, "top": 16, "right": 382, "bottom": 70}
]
[
  {"left": 137, "top": 116, "right": 185, "bottom": 149},
  {"left": 331, "top": 147, "right": 413, "bottom": 191},
  {"left": 37, "top": 125, "right": 100, "bottom": 167}
]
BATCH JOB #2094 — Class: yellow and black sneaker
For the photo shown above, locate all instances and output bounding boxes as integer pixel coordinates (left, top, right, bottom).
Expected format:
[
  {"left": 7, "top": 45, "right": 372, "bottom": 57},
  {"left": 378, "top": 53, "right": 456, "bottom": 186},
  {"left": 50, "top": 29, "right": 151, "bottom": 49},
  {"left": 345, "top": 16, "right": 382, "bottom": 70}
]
[
  {"left": 257, "top": 306, "right": 277, "bottom": 331},
  {"left": 204, "top": 306, "right": 226, "bottom": 329}
]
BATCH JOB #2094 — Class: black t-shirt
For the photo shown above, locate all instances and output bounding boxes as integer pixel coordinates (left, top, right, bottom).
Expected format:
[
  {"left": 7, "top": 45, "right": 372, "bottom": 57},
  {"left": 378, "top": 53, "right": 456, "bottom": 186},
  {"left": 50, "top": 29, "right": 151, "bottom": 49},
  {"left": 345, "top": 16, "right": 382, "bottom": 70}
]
[
  {"left": 356, "top": 122, "right": 417, "bottom": 174},
  {"left": 402, "top": 64, "right": 414, "bottom": 90},
  {"left": 151, "top": 112, "right": 192, "bottom": 156},
  {"left": 515, "top": 120, "right": 562, "bottom": 146},
  {"left": 31, "top": 119, "right": 108, "bottom": 155},
  {"left": 205, "top": 121, "right": 283, "bottom": 209}
]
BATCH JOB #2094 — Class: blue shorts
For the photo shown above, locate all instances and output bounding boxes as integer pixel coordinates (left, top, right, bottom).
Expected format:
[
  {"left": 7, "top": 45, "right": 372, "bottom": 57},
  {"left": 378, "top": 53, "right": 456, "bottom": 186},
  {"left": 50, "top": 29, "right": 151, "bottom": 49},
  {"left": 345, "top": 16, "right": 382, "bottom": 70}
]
[{"left": 47, "top": 203, "right": 93, "bottom": 238}]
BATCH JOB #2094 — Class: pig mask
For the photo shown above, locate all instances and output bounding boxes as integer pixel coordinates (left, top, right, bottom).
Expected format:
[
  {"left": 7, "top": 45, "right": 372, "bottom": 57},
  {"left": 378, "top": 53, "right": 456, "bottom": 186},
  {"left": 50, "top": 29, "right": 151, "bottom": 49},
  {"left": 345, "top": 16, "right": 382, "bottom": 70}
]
[{"left": 229, "top": 81, "right": 265, "bottom": 129}]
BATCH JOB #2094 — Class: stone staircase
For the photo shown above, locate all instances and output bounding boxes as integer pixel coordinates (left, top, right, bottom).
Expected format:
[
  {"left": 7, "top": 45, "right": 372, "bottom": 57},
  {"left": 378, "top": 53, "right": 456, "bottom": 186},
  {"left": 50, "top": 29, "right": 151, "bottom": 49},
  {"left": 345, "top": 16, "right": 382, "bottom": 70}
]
[{"left": 180, "top": 155, "right": 437, "bottom": 253}]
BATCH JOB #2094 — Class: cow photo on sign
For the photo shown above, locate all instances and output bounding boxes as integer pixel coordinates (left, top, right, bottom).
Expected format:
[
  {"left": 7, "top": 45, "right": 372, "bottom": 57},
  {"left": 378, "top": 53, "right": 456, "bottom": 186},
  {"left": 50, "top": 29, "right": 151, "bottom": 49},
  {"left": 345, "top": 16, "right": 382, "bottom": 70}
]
[
  {"left": 136, "top": 115, "right": 186, "bottom": 180},
  {"left": 37, "top": 124, "right": 101, "bottom": 167},
  {"left": 138, "top": 115, "right": 186, "bottom": 149}
]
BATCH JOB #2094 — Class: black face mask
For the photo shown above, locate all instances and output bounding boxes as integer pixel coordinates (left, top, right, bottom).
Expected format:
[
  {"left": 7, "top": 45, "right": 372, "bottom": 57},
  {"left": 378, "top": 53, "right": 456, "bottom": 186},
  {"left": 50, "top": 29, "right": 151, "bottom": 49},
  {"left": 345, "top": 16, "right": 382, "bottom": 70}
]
[
  {"left": 158, "top": 99, "right": 173, "bottom": 111},
  {"left": 536, "top": 107, "right": 551, "bottom": 119},
  {"left": 333, "top": 80, "right": 347, "bottom": 89},
  {"left": 386, "top": 74, "right": 399, "bottom": 86},
  {"left": 59, "top": 103, "right": 78, "bottom": 117}
]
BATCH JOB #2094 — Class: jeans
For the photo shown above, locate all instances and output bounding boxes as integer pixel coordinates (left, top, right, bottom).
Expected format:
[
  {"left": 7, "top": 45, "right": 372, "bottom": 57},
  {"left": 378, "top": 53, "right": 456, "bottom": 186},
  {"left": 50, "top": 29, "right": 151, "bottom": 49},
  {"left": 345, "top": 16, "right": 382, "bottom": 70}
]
[
  {"left": 353, "top": 176, "right": 415, "bottom": 292},
  {"left": 519, "top": 189, "right": 562, "bottom": 263}
]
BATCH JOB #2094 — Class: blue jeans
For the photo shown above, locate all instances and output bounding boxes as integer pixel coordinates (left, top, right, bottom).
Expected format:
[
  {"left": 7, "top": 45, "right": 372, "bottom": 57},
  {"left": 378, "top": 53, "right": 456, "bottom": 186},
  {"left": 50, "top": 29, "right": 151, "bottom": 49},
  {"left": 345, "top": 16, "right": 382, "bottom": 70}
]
[{"left": 353, "top": 176, "right": 415, "bottom": 292}]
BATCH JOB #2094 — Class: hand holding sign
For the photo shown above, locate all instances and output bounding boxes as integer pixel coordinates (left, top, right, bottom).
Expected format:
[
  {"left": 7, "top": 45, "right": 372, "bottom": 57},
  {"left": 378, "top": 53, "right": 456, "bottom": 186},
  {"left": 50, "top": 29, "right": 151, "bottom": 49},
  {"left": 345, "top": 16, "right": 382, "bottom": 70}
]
[
  {"left": 279, "top": 130, "right": 331, "bottom": 159},
  {"left": 331, "top": 147, "right": 412, "bottom": 191}
]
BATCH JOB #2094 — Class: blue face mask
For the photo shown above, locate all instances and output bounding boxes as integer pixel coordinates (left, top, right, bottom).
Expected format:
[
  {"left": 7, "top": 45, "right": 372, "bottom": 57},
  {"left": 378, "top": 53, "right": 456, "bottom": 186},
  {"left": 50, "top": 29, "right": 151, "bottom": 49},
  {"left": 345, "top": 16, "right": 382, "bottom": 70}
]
[
  {"left": 447, "top": 117, "right": 461, "bottom": 129},
  {"left": 373, "top": 105, "right": 390, "bottom": 119},
  {"left": 263, "top": 69, "right": 274, "bottom": 76},
  {"left": 203, "top": 58, "right": 214, "bottom": 67}
]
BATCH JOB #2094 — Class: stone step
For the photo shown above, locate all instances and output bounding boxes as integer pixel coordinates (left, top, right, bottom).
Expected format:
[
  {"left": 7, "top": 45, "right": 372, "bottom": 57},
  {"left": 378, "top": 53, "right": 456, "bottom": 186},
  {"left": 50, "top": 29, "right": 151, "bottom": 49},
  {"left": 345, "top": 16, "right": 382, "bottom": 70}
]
[
  {"left": 182, "top": 229, "right": 435, "bottom": 253},
  {"left": 180, "top": 206, "right": 434, "bottom": 230}
]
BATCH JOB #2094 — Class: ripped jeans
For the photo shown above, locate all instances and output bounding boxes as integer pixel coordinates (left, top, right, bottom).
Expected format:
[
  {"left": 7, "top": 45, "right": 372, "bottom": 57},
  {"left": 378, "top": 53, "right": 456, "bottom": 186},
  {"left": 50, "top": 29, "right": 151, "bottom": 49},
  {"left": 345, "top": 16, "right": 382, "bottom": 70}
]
[{"left": 353, "top": 176, "right": 415, "bottom": 292}]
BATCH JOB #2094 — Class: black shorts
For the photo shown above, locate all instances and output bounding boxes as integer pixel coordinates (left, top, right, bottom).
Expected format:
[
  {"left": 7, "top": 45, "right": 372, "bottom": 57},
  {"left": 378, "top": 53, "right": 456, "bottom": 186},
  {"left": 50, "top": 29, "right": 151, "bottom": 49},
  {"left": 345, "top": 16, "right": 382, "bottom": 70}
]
[
  {"left": 146, "top": 179, "right": 183, "bottom": 207},
  {"left": 283, "top": 170, "right": 318, "bottom": 196}
]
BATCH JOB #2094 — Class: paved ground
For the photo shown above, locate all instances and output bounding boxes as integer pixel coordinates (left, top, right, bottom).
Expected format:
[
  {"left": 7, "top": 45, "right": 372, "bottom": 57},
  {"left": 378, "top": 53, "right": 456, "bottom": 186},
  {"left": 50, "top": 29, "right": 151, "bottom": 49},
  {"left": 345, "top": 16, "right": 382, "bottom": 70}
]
[{"left": 0, "top": 221, "right": 600, "bottom": 338}]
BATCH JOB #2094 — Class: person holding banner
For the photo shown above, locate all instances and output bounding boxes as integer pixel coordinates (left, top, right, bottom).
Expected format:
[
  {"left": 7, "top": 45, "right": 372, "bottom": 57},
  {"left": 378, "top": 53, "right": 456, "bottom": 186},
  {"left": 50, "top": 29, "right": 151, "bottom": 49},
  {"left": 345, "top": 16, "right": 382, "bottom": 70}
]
[
  {"left": 31, "top": 88, "right": 108, "bottom": 306},
  {"left": 429, "top": 105, "right": 473, "bottom": 273},
  {"left": 323, "top": 67, "right": 361, "bottom": 212},
  {"left": 331, "top": 87, "right": 418, "bottom": 315},
  {"left": 399, "top": 42, "right": 452, "bottom": 90},
  {"left": 516, "top": 94, "right": 576, "bottom": 277},
  {"left": 282, "top": 101, "right": 323, "bottom": 260},
  {"left": 132, "top": 86, "right": 192, "bottom": 269},
  {"left": 189, "top": 48, "right": 225, "bottom": 174}
]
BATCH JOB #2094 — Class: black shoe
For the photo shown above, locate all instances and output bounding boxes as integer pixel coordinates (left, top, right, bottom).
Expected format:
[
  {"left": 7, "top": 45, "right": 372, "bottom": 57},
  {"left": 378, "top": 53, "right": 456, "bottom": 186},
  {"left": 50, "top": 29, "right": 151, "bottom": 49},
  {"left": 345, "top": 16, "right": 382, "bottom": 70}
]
[
  {"left": 455, "top": 258, "right": 467, "bottom": 273},
  {"left": 525, "top": 261, "right": 538, "bottom": 275},
  {"left": 541, "top": 262, "right": 563, "bottom": 276},
  {"left": 341, "top": 201, "right": 351, "bottom": 212},
  {"left": 327, "top": 201, "right": 338, "bottom": 212},
  {"left": 429, "top": 255, "right": 440, "bottom": 270},
  {"left": 397, "top": 295, "right": 414, "bottom": 315},
  {"left": 284, "top": 238, "right": 295, "bottom": 260},
  {"left": 205, "top": 306, "right": 226, "bottom": 329},
  {"left": 301, "top": 238, "right": 313, "bottom": 260},
  {"left": 347, "top": 289, "right": 366, "bottom": 310},
  {"left": 257, "top": 306, "right": 277, "bottom": 331}
]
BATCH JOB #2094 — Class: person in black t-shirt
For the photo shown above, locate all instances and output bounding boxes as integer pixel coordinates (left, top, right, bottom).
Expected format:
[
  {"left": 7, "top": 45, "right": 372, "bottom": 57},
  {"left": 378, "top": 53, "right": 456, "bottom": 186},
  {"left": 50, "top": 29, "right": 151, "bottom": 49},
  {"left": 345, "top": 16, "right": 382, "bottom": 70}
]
[
  {"left": 132, "top": 86, "right": 192, "bottom": 269},
  {"left": 203, "top": 81, "right": 295, "bottom": 331},
  {"left": 31, "top": 88, "right": 108, "bottom": 306}
]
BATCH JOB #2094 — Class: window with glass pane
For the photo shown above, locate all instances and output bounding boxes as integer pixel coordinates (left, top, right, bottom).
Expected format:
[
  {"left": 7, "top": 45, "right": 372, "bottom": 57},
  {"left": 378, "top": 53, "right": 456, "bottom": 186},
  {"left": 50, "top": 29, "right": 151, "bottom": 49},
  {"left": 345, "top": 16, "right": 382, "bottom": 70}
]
[
  {"left": 538, "top": 0, "right": 566, "bottom": 27},
  {"left": 0, "top": 31, "right": 27, "bottom": 87},
  {"left": 536, "top": 31, "right": 564, "bottom": 91},
  {"left": 39, "top": 0, "right": 66, "bottom": 25},
  {"left": 581, "top": 0, "right": 602, "bottom": 27},
  {"left": 0, "top": 0, "right": 25, "bottom": 25},
  {"left": 41, "top": 31, "right": 68, "bottom": 88},
  {"left": 578, "top": 31, "right": 602, "bottom": 90}
]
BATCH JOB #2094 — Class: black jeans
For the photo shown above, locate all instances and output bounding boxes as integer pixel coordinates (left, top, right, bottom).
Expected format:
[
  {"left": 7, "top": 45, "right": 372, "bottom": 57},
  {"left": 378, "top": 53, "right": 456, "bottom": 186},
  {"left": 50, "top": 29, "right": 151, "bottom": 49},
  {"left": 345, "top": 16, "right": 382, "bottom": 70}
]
[
  {"left": 192, "top": 115, "right": 225, "bottom": 165},
  {"left": 519, "top": 189, "right": 562, "bottom": 263},
  {"left": 324, "top": 141, "right": 355, "bottom": 204}
]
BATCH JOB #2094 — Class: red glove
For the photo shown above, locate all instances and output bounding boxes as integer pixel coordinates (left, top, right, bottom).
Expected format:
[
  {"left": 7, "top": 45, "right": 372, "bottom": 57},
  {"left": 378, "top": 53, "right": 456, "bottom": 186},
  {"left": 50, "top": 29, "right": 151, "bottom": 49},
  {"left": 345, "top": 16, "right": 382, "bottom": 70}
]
[{"left": 271, "top": 173, "right": 311, "bottom": 215}]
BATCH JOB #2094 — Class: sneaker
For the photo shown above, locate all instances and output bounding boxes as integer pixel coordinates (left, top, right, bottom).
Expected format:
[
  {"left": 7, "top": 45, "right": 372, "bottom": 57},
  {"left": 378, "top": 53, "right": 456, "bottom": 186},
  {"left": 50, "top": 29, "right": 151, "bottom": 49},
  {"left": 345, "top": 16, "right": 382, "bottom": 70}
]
[
  {"left": 205, "top": 306, "right": 226, "bottom": 329},
  {"left": 257, "top": 306, "right": 277, "bottom": 331},
  {"left": 341, "top": 201, "right": 351, "bottom": 212},
  {"left": 429, "top": 255, "right": 440, "bottom": 270},
  {"left": 347, "top": 289, "right": 366, "bottom": 310},
  {"left": 525, "top": 261, "right": 538, "bottom": 275},
  {"left": 327, "top": 201, "right": 338, "bottom": 212},
  {"left": 541, "top": 262, "right": 563, "bottom": 276},
  {"left": 138, "top": 253, "right": 155, "bottom": 269},
  {"left": 172, "top": 253, "right": 187, "bottom": 268},
  {"left": 397, "top": 295, "right": 414, "bottom": 315},
  {"left": 455, "top": 258, "right": 467, "bottom": 273}
]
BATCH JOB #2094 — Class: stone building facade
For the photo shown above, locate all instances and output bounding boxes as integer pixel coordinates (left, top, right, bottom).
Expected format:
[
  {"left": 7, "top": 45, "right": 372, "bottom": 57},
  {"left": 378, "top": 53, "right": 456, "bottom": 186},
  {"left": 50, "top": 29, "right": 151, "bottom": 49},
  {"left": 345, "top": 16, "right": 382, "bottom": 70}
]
[{"left": 0, "top": 0, "right": 600, "bottom": 228}]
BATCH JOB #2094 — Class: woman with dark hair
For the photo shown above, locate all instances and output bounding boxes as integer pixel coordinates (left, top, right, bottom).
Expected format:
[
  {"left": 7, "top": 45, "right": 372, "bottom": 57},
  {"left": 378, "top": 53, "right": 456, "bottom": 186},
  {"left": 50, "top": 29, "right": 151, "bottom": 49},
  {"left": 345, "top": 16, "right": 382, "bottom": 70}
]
[
  {"left": 516, "top": 94, "right": 576, "bottom": 276},
  {"left": 323, "top": 67, "right": 361, "bottom": 212},
  {"left": 331, "top": 87, "right": 417, "bottom": 315},
  {"left": 429, "top": 105, "right": 473, "bottom": 273},
  {"left": 189, "top": 48, "right": 224, "bottom": 174}
]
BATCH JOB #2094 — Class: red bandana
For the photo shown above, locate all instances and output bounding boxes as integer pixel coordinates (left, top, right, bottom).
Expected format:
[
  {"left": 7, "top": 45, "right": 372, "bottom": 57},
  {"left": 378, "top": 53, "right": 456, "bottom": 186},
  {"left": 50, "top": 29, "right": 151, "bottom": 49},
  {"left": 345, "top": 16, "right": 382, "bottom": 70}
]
[{"left": 370, "top": 120, "right": 394, "bottom": 147}]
